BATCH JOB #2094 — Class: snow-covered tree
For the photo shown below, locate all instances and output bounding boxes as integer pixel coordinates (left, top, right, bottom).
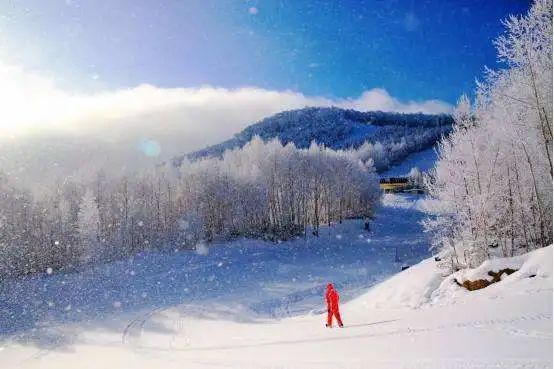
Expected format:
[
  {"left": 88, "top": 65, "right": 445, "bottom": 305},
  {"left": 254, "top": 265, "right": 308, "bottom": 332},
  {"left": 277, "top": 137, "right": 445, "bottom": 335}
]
[
  {"left": 407, "top": 167, "right": 423, "bottom": 187},
  {"left": 78, "top": 189, "right": 101, "bottom": 263},
  {"left": 425, "top": 0, "right": 552, "bottom": 271}
]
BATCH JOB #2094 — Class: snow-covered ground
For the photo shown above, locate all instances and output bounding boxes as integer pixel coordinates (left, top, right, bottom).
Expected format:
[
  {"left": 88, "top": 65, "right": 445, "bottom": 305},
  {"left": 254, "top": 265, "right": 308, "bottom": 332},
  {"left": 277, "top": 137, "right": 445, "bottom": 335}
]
[{"left": 0, "top": 194, "right": 551, "bottom": 368}]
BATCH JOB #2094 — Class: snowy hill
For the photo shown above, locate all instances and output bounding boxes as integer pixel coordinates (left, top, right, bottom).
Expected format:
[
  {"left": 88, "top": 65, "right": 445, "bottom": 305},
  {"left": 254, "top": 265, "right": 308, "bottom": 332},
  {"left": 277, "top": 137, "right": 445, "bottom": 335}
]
[
  {"left": 0, "top": 194, "right": 551, "bottom": 369},
  {"left": 177, "top": 107, "right": 452, "bottom": 169}
]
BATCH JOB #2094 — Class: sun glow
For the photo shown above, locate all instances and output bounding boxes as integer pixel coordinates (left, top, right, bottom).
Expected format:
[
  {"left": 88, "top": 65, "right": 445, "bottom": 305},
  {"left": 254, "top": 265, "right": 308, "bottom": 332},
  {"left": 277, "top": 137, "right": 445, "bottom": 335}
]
[{"left": 0, "top": 63, "right": 71, "bottom": 135}]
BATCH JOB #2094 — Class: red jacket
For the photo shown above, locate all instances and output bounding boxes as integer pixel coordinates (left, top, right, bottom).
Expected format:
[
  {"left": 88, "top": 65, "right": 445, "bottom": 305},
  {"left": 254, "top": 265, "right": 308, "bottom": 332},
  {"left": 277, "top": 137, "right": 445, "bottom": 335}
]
[{"left": 325, "top": 283, "right": 340, "bottom": 312}]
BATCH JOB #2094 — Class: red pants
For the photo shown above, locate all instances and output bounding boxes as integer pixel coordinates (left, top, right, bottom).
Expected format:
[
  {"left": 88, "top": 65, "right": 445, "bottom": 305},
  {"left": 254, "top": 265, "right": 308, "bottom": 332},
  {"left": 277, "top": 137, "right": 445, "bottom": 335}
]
[{"left": 327, "top": 309, "right": 343, "bottom": 327}]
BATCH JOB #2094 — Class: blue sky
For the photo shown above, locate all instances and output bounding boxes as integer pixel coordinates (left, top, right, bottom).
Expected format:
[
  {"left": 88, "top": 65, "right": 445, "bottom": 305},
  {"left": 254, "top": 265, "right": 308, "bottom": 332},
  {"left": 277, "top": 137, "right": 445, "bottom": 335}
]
[{"left": 0, "top": 0, "right": 531, "bottom": 104}]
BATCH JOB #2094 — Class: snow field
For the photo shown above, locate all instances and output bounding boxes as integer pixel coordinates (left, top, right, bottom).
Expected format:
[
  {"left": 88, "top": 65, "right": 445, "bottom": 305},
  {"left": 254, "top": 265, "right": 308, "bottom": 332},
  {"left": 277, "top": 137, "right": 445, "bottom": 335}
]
[{"left": 0, "top": 195, "right": 551, "bottom": 368}]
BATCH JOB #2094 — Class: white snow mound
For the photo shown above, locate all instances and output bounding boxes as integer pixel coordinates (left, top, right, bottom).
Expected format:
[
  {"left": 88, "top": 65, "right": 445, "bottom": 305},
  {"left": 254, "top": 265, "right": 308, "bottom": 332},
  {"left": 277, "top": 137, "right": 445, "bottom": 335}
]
[
  {"left": 430, "top": 245, "right": 553, "bottom": 305},
  {"left": 347, "top": 257, "right": 444, "bottom": 310},
  {"left": 348, "top": 245, "right": 552, "bottom": 311}
]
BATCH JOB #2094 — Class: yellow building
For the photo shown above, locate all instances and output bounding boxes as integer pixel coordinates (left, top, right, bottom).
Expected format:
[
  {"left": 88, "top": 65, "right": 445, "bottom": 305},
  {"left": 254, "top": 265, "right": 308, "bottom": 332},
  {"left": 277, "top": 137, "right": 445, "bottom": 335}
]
[{"left": 379, "top": 177, "right": 410, "bottom": 193}]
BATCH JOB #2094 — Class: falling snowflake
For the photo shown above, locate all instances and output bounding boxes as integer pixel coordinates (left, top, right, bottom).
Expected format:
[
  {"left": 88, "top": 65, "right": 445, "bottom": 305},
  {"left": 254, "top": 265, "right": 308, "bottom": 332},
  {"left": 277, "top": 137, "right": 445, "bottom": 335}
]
[{"left": 248, "top": 6, "right": 258, "bottom": 15}]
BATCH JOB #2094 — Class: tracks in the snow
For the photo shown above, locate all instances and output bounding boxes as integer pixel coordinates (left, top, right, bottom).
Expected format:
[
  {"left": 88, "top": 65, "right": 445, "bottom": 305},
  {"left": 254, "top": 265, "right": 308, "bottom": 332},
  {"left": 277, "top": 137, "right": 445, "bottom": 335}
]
[
  {"left": 119, "top": 304, "right": 551, "bottom": 351},
  {"left": 121, "top": 305, "right": 193, "bottom": 350},
  {"left": 121, "top": 306, "right": 167, "bottom": 346},
  {"left": 180, "top": 312, "right": 552, "bottom": 353},
  {"left": 365, "top": 312, "right": 553, "bottom": 339}
]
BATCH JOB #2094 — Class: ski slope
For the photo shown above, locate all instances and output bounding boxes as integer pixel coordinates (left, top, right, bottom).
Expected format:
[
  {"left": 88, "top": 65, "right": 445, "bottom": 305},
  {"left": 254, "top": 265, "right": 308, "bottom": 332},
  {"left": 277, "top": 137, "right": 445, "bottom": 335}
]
[
  {"left": 0, "top": 195, "right": 551, "bottom": 369},
  {"left": 382, "top": 146, "right": 438, "bottom": 177}
]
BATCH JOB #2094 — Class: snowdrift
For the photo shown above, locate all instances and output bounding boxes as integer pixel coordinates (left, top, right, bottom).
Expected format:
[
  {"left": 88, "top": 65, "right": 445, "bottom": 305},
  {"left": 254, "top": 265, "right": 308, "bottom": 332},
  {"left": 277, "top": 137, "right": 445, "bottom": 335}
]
[
  {"left": 347, "top": 245, "right": 552, "bottom": 311},
  {"left": 430, "top": 246, "right": 553, "bottom": 305}
]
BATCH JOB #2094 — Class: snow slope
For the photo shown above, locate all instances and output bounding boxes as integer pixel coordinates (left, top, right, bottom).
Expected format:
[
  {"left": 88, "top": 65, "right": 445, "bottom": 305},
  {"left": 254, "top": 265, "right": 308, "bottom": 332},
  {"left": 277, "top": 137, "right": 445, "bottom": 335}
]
[
  {"left": 381, "top": 146, "right": 438, "bottom": 177},
  {"left": 0, "top": 195, "right": 551, "bottom": 369}
]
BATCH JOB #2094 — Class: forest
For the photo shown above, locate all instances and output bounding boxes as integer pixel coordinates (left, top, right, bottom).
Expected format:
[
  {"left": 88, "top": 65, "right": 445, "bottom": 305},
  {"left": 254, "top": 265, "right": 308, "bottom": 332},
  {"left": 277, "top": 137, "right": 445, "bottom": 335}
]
[
  {"left": 184, "top": 106, "right": 453, "bottom": 168},
  {"left": 0, "top": 137, "right": 381, "bottom": 279}
]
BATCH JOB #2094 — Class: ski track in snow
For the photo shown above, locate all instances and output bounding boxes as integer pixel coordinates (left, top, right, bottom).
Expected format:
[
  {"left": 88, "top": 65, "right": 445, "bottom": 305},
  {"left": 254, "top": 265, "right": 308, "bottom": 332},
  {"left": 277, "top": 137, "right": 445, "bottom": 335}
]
[
  {"left": 121, "top": 306, "right": 167, "bottom": 346},
  {"left": 159, "top": 313, "right": 551, "bottom": 353}
]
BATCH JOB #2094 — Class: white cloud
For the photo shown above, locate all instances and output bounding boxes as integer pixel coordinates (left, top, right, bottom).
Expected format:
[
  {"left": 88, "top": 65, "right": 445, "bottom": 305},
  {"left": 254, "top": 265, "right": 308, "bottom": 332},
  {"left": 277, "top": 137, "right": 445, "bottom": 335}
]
[
  {"left": 339, "top": 88, "right": 451, "bottom": 114},
  {"left": 0, "top": 61, "right": 451, "bottom": 190}
]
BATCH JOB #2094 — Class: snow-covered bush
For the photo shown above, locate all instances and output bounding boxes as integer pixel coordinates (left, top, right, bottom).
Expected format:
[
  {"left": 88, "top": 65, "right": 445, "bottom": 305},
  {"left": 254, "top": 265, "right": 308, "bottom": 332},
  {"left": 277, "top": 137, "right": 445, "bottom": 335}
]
[{"left": 425, "top": 0, "right": 553, "bottom": 271}]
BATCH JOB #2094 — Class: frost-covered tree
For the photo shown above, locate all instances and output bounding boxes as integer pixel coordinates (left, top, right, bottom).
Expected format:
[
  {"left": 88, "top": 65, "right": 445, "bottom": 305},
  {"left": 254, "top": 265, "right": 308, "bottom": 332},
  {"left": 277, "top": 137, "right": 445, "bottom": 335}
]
[
  {"left": 77, "top": 189, "right": 101, "bottom": 263},
  {"left": 407, "top": 167, "right": 423, "bottom": 187},
  {"left": 177, "top": 136, "right": 380, "bottom": 242},
  {"left": 425, "top": 0, "right": 552, "bottom": 271},
  {"left": 186, "top": 107, "right": 453, "bottom": 172},
  {"left": 0, "top": 134, "right": 385, "bottom": 277}
]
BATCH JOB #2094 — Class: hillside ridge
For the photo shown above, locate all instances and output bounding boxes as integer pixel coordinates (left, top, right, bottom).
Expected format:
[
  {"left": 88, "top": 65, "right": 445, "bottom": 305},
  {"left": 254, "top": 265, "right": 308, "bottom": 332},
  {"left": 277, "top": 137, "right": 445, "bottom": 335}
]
[{"left": 174, "top": 107, "right": 453, "bottom": 168}]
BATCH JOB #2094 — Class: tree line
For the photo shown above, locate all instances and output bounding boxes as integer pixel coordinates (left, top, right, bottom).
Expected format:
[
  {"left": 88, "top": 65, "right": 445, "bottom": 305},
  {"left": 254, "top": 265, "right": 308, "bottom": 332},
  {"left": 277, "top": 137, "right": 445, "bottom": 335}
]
[{"left": 0, "top": 137, "right": 380, "bottom": 279}]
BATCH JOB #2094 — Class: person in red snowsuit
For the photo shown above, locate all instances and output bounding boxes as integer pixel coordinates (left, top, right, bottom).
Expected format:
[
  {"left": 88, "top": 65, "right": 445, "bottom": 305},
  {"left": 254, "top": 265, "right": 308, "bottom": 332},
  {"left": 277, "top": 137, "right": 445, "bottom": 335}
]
[{"left": 325, "top": 283, "right": 343, "bottom": 328}]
